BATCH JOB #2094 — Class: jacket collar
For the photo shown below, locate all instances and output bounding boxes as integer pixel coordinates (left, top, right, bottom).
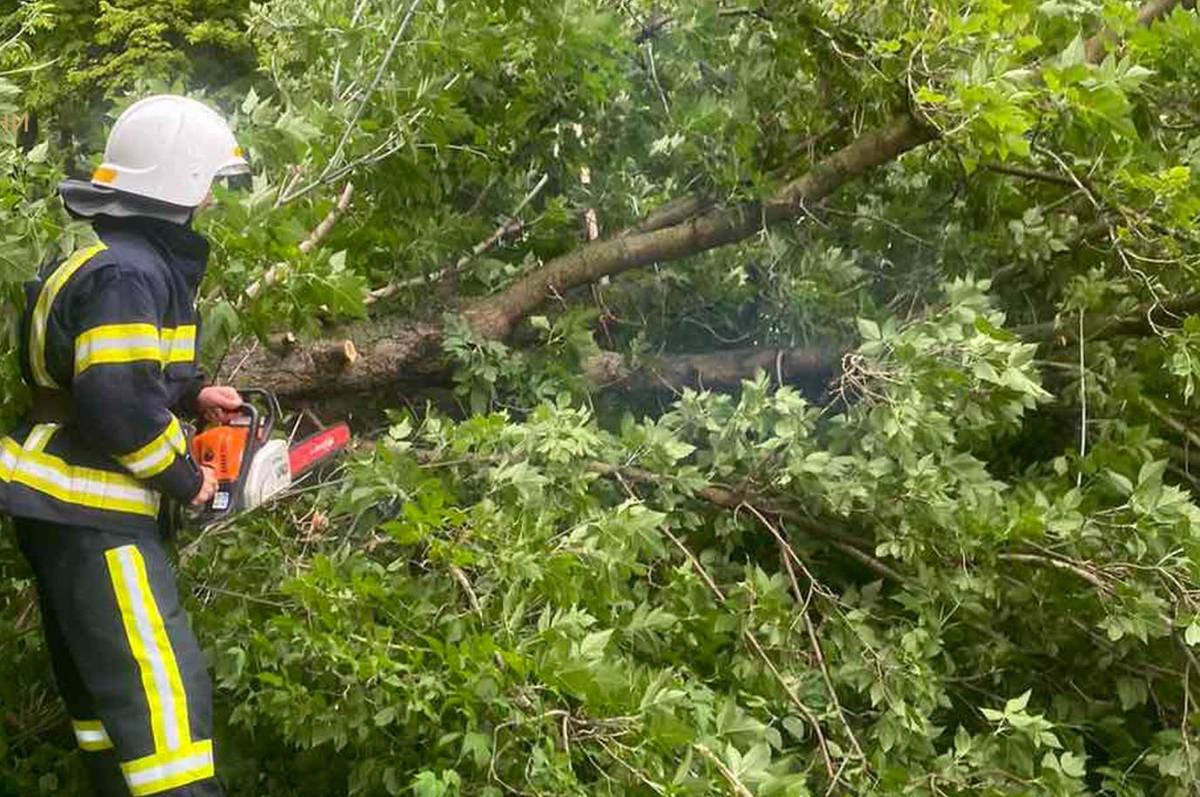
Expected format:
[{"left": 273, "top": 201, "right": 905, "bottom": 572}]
[{"left": 93, "top": 216, "right": 210, "bottom": 290}]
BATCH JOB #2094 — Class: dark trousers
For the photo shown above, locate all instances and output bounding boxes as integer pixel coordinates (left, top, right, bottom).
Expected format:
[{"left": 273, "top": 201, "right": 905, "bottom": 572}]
[{"left": 15, "top": 518, "right": 223, "bottom": 797}]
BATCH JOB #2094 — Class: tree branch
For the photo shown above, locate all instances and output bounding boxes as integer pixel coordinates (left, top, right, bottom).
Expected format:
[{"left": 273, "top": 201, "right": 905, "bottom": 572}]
[
  {"left": 222, "top": 0, "right": 1178, "bottom": 400},
  {"left": 583, "top": 344, "right": 838, "bottom": 393},
  {"left": 984, "top": 163, "right": 1079, "bottom": 188},
  {"left": 462, "top": 115, "right": 936, "bottom": 339},
  {"left": 1084, "top": 0, "right": 1191, "bottom": 63},
  {"left": 625, "top": 194, "right": 714, "bottom": 235},
  {"left": 366, "top": 173, "right": 549, "bottom": 304},
  {"left": 1016, "top": 293, "right": 1200, "bottom": 345}
]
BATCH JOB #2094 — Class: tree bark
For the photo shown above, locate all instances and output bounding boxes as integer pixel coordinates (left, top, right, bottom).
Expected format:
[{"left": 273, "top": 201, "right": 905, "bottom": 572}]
[{"left": 626, "top": 194, "right": 714, "bottom": 235}]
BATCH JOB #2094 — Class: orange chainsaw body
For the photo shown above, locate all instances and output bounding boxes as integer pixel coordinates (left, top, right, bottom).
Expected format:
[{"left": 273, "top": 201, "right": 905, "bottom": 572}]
[{"left": 192, "top": 424, "right": 252, "bottom": 483}]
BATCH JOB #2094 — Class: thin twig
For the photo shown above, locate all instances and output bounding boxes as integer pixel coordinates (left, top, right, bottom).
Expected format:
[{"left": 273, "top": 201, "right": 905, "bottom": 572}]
[
  {"left": 693, "top": 744, "right": 755, "bottom": 797},
  {"left": 1077, "top": 308, "right": 1086, "bottom": 487},
  {"left": 300, "top": 182, "right": 356, "bottom": 254},
  {"left": 645, "top": 41, "right": 671, "bottom": 114},
  {"left": 367, "top": 173, "right": 549, "bottom": 302},
  {"left": 595, "top": 738, "right": 668, "bottom": 795},
  {"left": 660, "top": 526, "right": 837, "bottom": 781},
  {"left": 745, "top": 504, "right": 867, "bottom": 767},
  {"left": 984, "top": 163, "right": 1079, "bottom": 188},
  {"left": 248, "top": 183, "right": 356, "bottom": 301},
  {"left": 295, "top": 0, "right": 422, "bottom": 202},
  {"left": 997, "top": 553, "right": 1110, "bottom": 592},
  {"left": 450, "top": 565, "right": 483, "bottom": 617}
]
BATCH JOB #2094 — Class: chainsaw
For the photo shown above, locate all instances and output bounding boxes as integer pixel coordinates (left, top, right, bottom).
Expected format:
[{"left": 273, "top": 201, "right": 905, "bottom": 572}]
[{"left": 188, "top": 388, "right": 351, "bottom": 525}]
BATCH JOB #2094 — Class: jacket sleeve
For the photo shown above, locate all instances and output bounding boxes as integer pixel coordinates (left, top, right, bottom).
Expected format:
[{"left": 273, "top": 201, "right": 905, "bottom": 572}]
[
  {"left": 70, "top": 269, "right": 203, "bottom": 503},
  {"left": 174, "top": 366, "right": 209, "bottom": 419}
]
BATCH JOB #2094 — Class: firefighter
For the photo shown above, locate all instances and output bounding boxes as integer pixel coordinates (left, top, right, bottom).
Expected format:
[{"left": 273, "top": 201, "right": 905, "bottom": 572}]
[{"left": 0, "top": 95, "right": 249, "bottom": 796}]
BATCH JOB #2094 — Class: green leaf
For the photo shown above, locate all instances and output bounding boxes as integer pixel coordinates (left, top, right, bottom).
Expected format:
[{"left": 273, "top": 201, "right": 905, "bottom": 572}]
[
  {"left": 857, "top": 318, "right": 882, "bottom": 341},
  {"left": 461, "top": 732, "right": 491, "bottom": 768},
  {"left": 275, "top": 110, "right": 322, "bottom": 143},
  {"left": 1116, "top": 677, "right": 1148, "bottom": 711},
  {"left": 1105, "top": 470, "right": 1135, "bottom": 497},
  {"left": 1061, "top": 34, "right": 1087, "bottom": 67},
  {"left": 1005, "top": 690, "right": 1032, "bottom": 715},
  {"left": 580, "top": 629, "right": 614, "bottom": 660},
  {"left": 782, "top": 716, "right": 807, "bottom": 742},
  {"left": 1158, "top": 748, "right": 1189, "bottom": 777},
  {"left": 242, "top": 86, "right": 260, "bottom": 115},
  {"left": 981, "top": 707, "right": 1006, "bottom": 723},
  {"left": 25, "top": 140, "right": 48, "bottom": 164},
  {"left": 954, "top": 726, "right": 972, "bottom": 757}
]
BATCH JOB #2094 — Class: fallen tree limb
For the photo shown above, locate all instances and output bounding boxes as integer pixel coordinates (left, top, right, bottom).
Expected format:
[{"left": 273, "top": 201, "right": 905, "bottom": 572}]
[
  {"left": 221, "top": 0, "right": 1182, "bottom": 400},
  {"left": 223, "top": 117, "right": 933, "bottom": 395},
  {"left": 461, "top": 115, "right": 936, "bottom": 340},
  {"left": 583, "top": 344, "right": 838, "bottom": 393},
  {"left": 1015, "top": 292, "right": 1200, "bottom": 345}
]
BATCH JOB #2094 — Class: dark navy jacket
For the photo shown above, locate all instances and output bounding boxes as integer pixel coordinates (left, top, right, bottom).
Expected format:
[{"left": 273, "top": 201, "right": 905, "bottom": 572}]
[{"left": 0, "top": 217, "right": 209, "bottom": 533}]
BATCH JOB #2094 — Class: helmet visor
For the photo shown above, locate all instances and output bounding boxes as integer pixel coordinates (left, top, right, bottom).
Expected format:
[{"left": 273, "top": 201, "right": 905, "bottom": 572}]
[{"left": 215, "top": 158, "right": 252, "bottom": 191}]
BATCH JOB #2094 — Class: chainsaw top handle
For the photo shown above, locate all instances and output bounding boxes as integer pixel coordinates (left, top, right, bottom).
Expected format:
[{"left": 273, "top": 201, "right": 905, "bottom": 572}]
[{"left": 232, "top": 388, "right": 280, "bottom": 440}]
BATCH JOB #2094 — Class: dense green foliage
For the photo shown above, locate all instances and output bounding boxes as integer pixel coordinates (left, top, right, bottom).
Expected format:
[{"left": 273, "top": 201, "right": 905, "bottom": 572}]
[{"left": 4, "top": 1, "right": 1200, "bottom": 795}]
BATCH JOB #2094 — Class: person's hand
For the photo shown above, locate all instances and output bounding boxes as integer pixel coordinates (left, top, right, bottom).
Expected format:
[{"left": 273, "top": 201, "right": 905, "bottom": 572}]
[
  {"left": 196, "top": 385, "right": 242, "bottom": 424},
  {"left": 191, "top": 466, "right": 218, "bottom": 507}
]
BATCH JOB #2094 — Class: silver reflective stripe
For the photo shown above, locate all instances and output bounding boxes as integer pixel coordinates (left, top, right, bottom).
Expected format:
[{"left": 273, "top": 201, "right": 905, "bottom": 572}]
[
  {"left": 77, "top": 333, "right": 161, "bottom": 357},
  {"left": 115, "top": 547, "right": 182, "bottom": 751},
  {"left": 29, "top": 243, "right": 108, "bottom": 388},
  {"left": 124, "top": 750, "right": 213, "bottom": 789},
  {"left": 76, "top": 728, "right": 108, "bottom": 744},
  {"left": 122, "top": 442, "right": 175, "bottom": 479},
  {"left": 119, "top": 419, "right": 186, "bottom": 478}
]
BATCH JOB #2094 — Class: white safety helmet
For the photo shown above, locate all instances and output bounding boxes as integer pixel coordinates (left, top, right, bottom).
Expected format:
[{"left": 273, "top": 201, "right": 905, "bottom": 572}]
[{"left": 91, "top": 95, "right": 250, "bottom": 208}]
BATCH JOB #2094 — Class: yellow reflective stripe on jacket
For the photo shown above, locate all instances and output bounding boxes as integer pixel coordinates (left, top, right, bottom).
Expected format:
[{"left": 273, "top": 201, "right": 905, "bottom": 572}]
[
  {"left": 29, "top": 242, "right": 108, "bottom": 388},
  {"left": 75, "top": 323, "right": 162, "bottom": 376},
  {"left": 0, "top": 436, "right": 159, "bottom": 517},
  {"left": 105, "top": 546, "right": 194, "bottom": 766},
  {"left": 75, "top": 324, "right": 197, "bottom": 376},
  {"left": 115, "top": 417, "right": 187, "bottom": 479},
  {"left": 160, "top": 325, "right": 197, "bottom": 366},
  {"left": 72, "top": 719, "right": 115, "bottom": 752},
  {"left": 120, "top": 740, "right": 214, "bottom": 796},
  {"left": 24, "top": 423, "right": 58, "bottom": 454}
]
